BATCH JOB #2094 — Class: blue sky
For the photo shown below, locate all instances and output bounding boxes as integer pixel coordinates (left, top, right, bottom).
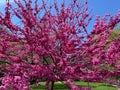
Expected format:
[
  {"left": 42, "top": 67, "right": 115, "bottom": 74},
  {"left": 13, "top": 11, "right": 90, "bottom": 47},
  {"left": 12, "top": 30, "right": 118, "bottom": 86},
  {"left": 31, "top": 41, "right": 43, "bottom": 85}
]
[
  {"left": 89, "top": 0, "right": 120, "bottom": 16},
  {"left": 0, "top": 0, "right": 120, "bottom": 31},
  {"left": 88, "top": 0, "right": 120, "bottom": 31}
]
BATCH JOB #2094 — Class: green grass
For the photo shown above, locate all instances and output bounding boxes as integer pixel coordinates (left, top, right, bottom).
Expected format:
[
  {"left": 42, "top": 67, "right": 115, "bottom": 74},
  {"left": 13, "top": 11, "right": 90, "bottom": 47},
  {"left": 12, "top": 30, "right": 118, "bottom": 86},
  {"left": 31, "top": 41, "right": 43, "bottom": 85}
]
[
  {"left": 75, "top": 81, "right": 117, "bottom": 90},
  {"left": 31, "top": 81, "right": 117, "bottom": 90}
]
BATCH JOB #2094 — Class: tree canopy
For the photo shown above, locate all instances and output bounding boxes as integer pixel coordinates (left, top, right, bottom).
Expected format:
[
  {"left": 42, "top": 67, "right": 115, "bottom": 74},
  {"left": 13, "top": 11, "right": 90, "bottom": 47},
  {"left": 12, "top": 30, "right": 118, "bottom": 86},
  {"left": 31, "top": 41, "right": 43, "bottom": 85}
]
[{"left": 0, "top": 0, "right": 120, "bottom": 90}]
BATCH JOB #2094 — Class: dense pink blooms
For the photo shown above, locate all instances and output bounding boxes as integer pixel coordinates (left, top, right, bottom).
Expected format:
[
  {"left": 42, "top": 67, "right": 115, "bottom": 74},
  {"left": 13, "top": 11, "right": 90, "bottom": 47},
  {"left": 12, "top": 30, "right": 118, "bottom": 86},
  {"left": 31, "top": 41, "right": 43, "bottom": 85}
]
[{"left": 0, "top": 0, "right": 120, "bottom": 90}]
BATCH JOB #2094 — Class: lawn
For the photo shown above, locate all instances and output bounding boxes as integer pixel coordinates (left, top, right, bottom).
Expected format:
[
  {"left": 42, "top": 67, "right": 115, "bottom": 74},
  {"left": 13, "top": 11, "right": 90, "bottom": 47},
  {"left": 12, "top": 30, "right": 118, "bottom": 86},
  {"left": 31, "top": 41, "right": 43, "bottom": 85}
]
[{"left": 31, "top": 81, "right": 117, "bottom": 90}]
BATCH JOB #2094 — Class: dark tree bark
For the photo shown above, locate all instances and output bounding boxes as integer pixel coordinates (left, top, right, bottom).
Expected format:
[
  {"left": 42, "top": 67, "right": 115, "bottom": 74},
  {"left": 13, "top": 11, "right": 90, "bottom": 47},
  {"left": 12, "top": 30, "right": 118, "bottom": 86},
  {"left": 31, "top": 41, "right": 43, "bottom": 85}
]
[{"left": 51, "top": 81, "right": 55, "bottom": 90}]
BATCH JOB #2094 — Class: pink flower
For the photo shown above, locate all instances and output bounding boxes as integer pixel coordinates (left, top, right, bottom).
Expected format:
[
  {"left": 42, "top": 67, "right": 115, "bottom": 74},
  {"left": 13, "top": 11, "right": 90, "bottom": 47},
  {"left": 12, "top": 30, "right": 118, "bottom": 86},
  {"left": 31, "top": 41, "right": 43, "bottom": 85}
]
[
  {"left": 9, "top": 56, "right": 21, "bottom": 63},
  {"left": 92, "top": 58, "right": 99, "bottom": 65},
  {"left": 33, "top": 59, "right": 39, "bottom": 64},
  {"left": 0, "top": 53, "right": 5, "bottom": 58},
  {"left": 0, "top": 86, "right": 5, "bottom": 90},
  {"left": 14, "top": 76, "right": 21, "bottom": 82}
]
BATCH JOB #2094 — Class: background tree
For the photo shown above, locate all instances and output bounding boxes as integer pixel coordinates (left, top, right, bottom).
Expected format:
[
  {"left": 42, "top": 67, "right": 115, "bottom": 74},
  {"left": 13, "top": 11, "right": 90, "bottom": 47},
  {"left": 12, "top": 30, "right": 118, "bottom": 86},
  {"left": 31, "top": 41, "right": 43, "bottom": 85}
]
[
  {"left": 109, "top": 27, "right": 120, "bottom": 41},
  {"left": 0, "top": 0, "right": 120, "bottom": 90}
]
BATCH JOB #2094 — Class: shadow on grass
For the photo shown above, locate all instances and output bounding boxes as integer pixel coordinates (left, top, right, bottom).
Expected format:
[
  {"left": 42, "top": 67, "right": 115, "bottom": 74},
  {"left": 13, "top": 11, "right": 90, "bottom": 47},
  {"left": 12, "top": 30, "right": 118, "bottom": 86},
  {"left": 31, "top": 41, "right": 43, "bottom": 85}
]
[{"left": 31, "top": 82, "right": 68, "bottom": 90}]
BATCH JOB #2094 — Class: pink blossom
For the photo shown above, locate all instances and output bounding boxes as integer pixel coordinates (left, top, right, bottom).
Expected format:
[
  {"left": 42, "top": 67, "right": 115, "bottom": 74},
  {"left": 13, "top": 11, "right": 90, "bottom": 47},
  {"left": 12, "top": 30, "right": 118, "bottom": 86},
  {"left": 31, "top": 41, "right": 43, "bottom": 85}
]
[
  {"left": 0, "top": 53, "right": 5, "bottom": 58},
  {"left": 92, "top": 58, "right": 99, "bottom": 65}
]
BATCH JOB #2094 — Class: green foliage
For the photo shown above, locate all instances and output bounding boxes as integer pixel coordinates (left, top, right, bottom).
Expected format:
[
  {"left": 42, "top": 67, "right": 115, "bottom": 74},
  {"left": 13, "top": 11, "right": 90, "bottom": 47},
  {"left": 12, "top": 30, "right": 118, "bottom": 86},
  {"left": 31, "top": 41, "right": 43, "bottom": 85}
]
[{"left": 109, "top": 27, "right": 120, "bottom": 41}]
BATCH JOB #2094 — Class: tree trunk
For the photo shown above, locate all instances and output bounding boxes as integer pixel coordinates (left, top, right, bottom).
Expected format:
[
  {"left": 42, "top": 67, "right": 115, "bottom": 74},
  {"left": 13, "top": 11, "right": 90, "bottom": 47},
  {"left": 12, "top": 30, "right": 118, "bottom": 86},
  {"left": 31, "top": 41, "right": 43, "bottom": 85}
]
[
  {"left": 51, "top": 81, "right": 55, "bottom": 90},
  {"left": 88, "top": 81, "right": 90, "bottom": 87}
]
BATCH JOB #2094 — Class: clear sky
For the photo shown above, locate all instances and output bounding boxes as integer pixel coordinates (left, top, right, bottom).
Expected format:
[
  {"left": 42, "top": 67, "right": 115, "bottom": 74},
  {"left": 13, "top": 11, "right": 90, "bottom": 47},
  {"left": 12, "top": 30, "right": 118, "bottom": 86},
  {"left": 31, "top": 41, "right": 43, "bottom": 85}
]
[
  {"left": 88, "top": 0, "right": 120, "bottom": 31},
  {"left": 89, "top": 0, "right": 120, "bottom": 16},
  {"left": 0, "top": 0, "right": 120, "bottom": 32}
]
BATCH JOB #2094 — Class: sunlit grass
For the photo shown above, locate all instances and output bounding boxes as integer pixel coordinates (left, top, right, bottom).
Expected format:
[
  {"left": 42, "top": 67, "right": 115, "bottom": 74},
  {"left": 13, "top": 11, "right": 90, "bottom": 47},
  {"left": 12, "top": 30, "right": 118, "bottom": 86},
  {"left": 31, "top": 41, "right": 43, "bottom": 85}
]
[{"left": 31, "top": 81, "right": 117, "bottom": 90}]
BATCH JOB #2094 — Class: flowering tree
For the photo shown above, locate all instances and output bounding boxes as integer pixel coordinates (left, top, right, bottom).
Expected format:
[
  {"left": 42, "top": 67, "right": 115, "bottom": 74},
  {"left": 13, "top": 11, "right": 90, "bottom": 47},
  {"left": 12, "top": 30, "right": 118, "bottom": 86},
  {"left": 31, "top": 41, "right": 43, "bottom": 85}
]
[{"left": 0, "top": 0, "right": 120, "bottom": 90}]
